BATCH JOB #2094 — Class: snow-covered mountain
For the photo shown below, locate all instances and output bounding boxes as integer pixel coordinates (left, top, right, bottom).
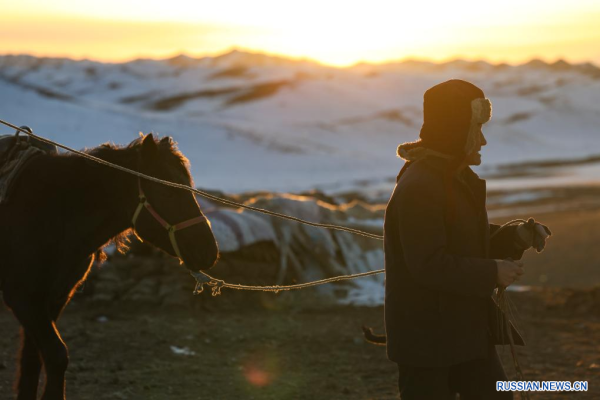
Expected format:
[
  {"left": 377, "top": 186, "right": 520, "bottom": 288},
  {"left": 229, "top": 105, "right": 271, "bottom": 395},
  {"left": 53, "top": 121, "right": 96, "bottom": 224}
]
[{"left": 2, "top": 50, "right": 600, "bottom": 195}]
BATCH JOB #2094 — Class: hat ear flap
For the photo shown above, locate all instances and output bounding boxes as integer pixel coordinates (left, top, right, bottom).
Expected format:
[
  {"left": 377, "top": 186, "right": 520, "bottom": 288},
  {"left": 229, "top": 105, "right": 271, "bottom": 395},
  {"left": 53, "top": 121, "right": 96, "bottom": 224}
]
[
  {"left": 471, "top": 98, "right": 492, "bottom": 124},
  {"left": 464, "top": 98, "right": 492, "bottom": 154}
]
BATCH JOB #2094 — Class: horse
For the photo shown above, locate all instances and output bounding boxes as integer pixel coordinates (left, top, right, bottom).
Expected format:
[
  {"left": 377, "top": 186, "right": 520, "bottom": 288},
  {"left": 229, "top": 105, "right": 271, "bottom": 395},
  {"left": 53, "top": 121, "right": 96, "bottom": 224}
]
[{"left": 0, "top": 133, "right": 219, "bottom": 400}]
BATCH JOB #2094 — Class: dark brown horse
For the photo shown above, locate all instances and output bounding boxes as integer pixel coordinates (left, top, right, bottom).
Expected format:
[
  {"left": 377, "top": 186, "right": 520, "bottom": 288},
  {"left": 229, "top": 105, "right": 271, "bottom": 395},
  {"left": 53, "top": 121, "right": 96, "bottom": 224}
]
[{"left": 0, "top": 133, "right": 219, "bottom": 400}]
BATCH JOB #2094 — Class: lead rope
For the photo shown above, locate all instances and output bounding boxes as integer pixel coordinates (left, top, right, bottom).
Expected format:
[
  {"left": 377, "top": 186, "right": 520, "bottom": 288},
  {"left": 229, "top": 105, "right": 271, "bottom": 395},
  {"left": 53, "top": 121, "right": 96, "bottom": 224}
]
[
  {"left": 490, "top": 219, "right": 532, "bottom": 400},
  {"left": 191, "top": 219, "right": 528, "bottom": 294},
  {"left": 498, "top": 287, "right": 531, "bottom": 400},
  {"left": 189, "top": 269, "right": 385, "bottom": 296}
]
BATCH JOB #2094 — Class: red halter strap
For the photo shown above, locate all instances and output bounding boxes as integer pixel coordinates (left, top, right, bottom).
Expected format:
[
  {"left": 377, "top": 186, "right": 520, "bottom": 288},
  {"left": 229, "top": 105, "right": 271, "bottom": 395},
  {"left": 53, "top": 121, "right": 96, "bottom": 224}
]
[{"left": 131, "top": 178, "right": 207, "bottom": 260}]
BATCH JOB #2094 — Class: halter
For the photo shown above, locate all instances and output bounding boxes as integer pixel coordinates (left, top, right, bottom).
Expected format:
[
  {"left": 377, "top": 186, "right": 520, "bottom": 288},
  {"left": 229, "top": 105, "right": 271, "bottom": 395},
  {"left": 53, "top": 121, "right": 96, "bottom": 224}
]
[{"left": 131, "top": 178, "right": 207, "bottom": 260}]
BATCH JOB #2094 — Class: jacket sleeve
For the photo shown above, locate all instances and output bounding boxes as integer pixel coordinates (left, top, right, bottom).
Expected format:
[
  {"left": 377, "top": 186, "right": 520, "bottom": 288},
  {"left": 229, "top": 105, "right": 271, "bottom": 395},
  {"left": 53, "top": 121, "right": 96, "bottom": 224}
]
[
  {"left": 489, "top": 224, "right": 526, "bottom": 260},
  {"left": 396, "top": 180, "right": 498, "bottom": 298}
]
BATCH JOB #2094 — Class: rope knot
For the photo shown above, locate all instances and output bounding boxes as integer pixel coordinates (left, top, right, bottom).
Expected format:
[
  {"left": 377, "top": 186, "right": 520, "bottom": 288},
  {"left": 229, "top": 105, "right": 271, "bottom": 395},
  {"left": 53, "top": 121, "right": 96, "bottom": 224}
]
[
  {"left": 208, "top": 279, "right": 225, "bottom": 296},
  {"left": 190, "top": 271, "right": 224, "bottom": 296}
]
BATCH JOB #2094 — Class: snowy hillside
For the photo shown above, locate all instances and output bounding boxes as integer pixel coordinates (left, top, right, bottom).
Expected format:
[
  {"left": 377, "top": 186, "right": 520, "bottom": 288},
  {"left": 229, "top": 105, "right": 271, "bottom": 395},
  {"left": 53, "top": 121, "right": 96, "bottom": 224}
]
[{"left": 1, "top": 50, "right": 600, "bottom": 195}]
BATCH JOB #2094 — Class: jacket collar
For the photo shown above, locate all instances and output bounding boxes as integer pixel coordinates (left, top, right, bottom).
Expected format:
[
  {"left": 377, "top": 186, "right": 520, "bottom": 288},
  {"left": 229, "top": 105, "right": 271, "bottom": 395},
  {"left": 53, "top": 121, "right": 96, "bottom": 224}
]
[{"left": 419, "top": 155, "right": 487, "bottom": 209}]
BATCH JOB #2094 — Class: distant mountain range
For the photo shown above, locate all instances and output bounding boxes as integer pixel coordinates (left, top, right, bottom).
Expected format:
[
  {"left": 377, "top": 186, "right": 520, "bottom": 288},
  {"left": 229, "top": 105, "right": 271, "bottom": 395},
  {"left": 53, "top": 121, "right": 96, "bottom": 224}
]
[
  {"left": 3, "top": 49, "right": 600, "bottom": 75},
  {"left": 1, "top": 49, "right": 600, "bottom": 195}
]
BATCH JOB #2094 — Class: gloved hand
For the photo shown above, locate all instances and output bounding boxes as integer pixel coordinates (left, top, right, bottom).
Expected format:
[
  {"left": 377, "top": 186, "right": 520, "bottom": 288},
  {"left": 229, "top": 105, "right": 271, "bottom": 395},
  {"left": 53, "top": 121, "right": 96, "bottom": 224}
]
[{"left": 515, "top": 218, "right": 552, "bottom": 252}]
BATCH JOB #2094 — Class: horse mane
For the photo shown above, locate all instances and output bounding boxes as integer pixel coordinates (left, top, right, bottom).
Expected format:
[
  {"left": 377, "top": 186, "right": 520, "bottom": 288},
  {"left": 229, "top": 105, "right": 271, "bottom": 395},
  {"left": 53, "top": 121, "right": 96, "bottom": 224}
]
[
  {"left": 79, "top": 134, "right": 194, "bottom": 263},
  {"left": 85, "top": 134, "right": 193, "bottom": 184},
  {"left": 95, "top": 231, "right": 131, "bottom": 263}
]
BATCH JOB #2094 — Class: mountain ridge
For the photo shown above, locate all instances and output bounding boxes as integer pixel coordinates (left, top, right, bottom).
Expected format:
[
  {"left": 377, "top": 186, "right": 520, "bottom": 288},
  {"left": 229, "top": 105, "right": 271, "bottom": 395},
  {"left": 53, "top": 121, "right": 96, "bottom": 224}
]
[{"left": 1, "top": 49, "right": 599, "bottom": 73}]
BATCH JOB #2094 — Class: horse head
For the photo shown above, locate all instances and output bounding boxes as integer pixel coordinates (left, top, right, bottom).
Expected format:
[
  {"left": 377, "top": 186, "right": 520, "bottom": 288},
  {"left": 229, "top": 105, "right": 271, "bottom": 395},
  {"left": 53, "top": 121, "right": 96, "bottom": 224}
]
[{"left": 132, "top": 133, "right": 219, "bottom": 271}]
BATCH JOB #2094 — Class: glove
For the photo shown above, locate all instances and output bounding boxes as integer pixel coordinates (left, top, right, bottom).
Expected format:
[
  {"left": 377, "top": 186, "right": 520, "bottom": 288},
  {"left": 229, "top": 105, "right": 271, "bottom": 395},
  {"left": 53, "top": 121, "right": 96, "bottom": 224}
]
[{"left": 515, "top": 218, "right": 552, "bottom": 253}]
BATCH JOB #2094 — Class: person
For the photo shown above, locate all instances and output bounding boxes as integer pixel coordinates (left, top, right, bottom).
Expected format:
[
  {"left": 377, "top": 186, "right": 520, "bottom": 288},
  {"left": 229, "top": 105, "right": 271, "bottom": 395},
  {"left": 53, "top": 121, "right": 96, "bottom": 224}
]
[{"left": 384, "top": 79, "right": 551, "bottom": 399}]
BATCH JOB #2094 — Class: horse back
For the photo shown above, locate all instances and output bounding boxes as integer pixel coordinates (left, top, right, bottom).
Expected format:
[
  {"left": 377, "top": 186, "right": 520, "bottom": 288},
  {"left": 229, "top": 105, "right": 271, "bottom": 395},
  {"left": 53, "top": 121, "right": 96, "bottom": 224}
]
[{"left": 0, "top": 135, "right": 58, "bottom": 205}]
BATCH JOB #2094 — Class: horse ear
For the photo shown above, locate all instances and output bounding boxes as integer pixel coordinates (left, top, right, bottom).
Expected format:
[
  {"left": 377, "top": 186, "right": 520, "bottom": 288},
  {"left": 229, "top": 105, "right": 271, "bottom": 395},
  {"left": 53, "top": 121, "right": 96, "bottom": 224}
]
[
  {"left": 160, "top": 136, "right": 172, "bottom": 145},
  {"left": 141, "top": 134, "right": 158, "bottom": 161}
]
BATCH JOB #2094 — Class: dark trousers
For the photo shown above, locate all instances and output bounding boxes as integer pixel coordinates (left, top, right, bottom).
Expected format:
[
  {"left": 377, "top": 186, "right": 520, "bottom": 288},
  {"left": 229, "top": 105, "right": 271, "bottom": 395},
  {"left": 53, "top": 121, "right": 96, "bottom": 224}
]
[{"left": 397, "top": 346, "right": 513, "bottom": 400}]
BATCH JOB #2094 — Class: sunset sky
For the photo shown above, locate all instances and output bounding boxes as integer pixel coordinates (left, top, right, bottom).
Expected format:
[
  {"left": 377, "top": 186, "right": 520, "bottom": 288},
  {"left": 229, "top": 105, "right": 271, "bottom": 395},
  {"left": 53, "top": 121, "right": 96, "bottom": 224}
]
[{"left": 2, "top": 0, "right": 600, "bottom": 66}]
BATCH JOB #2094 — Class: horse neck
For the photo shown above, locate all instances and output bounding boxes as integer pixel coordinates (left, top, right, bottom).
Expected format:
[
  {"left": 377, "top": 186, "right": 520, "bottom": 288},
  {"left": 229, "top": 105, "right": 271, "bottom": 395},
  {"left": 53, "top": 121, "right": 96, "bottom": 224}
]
[{"left": 48, "top": 148, "right": 140, "bottom": 254}]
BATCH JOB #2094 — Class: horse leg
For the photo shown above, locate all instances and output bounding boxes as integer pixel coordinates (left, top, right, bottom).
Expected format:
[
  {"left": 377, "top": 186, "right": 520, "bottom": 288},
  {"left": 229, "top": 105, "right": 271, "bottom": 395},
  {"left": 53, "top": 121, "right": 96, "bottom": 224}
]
[
  {"left": 7, "top": 296, "right": 69, "bottom": 400},
  {"left": 49, "top": 259, "right": 94, "bottom": 322},
  {"left": 7, "top": 257, "right": 92, "bottom": 399},
  {"left": 15, "top": 329, "right": 42, "bottom": 400}
]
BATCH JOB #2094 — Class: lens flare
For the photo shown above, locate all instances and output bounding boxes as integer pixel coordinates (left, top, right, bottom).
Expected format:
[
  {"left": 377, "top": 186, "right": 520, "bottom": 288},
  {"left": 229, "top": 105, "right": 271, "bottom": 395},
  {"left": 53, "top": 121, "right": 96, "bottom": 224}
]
[
  {"left": 241, "top": 349, "right": 279, "bottom": 388},
  {"left": 243, "top": 364, "right": 271, "bottom": 387}
]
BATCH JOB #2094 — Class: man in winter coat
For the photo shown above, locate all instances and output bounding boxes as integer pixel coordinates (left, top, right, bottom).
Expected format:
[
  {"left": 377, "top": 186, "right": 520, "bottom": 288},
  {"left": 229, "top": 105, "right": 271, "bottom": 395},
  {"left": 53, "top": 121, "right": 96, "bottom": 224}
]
[{"left": 384, "top": 79, "right": 551, "bottom": 399}]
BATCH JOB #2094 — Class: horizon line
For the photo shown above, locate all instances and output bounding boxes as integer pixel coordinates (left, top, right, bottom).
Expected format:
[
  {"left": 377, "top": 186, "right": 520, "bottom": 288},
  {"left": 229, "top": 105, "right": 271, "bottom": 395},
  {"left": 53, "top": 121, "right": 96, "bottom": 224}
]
[{"left": 1, "top": 48, "right": 598, "bottom": 70}]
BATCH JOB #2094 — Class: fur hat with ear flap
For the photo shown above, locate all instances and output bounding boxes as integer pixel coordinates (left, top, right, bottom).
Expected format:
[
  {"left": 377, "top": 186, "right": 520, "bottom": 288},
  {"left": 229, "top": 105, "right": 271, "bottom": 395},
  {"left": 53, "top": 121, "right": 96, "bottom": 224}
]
[{"left": 397, "top": 79, "right": 492, "bottom": 162}]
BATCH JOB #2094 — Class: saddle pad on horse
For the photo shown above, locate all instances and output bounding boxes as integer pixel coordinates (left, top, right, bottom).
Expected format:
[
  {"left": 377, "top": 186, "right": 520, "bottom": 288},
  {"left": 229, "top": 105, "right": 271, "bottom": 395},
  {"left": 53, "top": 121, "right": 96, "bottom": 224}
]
[{"left": 0, "top": 132, "right": 58, "bottom": 204}]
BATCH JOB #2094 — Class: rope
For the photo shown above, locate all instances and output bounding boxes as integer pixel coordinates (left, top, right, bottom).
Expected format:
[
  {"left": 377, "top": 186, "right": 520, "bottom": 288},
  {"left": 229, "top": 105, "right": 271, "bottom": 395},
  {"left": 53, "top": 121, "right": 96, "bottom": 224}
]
[
  {"left": 0, "top": 118, "right": 530, "bottom": 294},
  {"left": 498, "top": 286, "right": 532, "bottom": 400},
  {"left": 0, "top": 119, "right": 383, "bottom": 240},
  {"left": 490, "top": 218, "right": 531, "bottom": 399},
  {"left": 190, "top": 269, "right": 384, "bottom": 296},
  {"left": 0, "top": 117, "right": 529, "bottom": 294},
  {"left": 192, "top": 219, "right": 528, "bottom": 295}
]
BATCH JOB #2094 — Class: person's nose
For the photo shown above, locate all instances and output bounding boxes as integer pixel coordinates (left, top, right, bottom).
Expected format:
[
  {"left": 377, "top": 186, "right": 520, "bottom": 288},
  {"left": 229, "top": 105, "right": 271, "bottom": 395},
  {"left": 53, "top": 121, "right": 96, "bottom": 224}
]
[{"left": 480, "top": 131, "right": 487, "bottom": 147}]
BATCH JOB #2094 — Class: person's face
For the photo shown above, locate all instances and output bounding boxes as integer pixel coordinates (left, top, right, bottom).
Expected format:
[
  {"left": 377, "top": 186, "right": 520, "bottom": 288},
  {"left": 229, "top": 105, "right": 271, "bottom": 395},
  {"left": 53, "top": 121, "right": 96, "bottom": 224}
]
[{"left": 466, "top": 125, "right": 487, "bottom": 165}]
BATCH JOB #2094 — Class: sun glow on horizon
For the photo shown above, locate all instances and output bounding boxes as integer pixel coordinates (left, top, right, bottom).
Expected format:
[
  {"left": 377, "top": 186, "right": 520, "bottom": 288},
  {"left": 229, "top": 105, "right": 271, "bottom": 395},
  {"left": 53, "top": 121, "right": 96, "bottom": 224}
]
[{"left": 2, "top": 0, "right": 600, "bottom": 67}]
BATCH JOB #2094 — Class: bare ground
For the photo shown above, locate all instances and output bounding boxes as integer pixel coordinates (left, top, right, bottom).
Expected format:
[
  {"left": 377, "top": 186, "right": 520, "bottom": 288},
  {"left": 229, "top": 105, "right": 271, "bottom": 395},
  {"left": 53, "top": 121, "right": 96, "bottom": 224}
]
[
  {"left": 1, "top": 207, "right": 600, "bottom": 399},
  {"left": 0, "top": 294, "right": 598, "bottom": 400}
]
